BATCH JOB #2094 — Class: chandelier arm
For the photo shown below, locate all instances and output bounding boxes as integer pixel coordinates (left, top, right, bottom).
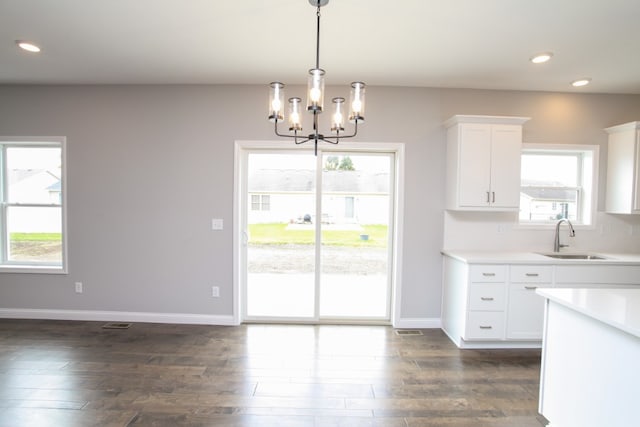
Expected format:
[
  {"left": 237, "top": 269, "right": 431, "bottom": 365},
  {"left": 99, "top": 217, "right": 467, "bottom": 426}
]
[
  {"left": 322, "top": 120, "right": 360, "bottom": 143},
  {"left": 294, "top": 138, "right": 312, "bottom": 145},
  {"left": 273, "top": 119, "right": 305, "bottom": 139}
]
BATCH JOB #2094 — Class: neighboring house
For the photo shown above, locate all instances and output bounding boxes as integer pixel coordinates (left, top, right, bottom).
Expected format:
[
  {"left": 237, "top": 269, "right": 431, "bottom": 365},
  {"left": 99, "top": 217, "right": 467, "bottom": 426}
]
[
  {"left": 519, "top": 188, "right": 577, "bottom": 221},
  {"left": 8, "top": 169, "right": 62, "bottom": 233},
  {"left": 10, "top": 169, "right": 61, "bottom": 204},
  {"left": 248, "top": 169, "right": 390, "bottom": 225}
]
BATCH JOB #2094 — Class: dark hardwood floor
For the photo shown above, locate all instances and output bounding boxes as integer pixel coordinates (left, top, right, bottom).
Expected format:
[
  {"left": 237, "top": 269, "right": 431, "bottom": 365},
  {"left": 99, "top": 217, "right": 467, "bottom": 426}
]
[{"left": 0, "top": 320, "right": 544, "bottom": 426}]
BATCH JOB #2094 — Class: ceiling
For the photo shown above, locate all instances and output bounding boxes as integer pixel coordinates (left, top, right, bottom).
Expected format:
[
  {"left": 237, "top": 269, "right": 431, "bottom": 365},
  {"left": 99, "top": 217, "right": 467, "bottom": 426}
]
[{"left": 2, "top": 0, "right": 640, "bottom": 94}]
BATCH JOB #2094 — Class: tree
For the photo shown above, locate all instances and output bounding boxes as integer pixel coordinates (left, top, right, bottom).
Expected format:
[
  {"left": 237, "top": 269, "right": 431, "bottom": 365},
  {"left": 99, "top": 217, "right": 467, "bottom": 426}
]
[
  {"left": 325, "top": 156, "right": 339, "bottom": 170},
  {"left": 338, "top": 156, "right": 355, "bottom": 171}
]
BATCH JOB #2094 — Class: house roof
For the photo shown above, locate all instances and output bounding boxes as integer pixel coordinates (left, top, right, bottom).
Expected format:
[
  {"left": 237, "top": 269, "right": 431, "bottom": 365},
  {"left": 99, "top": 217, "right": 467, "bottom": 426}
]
[
  {"left": 9, "top": 169, "right": 43, "bottom": 183},
  {"left": 521, "top": 188, "right": 576, "bottom": 202},
  {"left": 248, "top": 169, "right": 389, "bottom": 194}
]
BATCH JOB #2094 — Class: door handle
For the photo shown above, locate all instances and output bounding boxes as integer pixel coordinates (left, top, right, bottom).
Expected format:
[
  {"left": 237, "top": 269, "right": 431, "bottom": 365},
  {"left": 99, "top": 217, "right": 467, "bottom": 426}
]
[{"left": 242, "top": 231, "right": 249, "bottom": 245}]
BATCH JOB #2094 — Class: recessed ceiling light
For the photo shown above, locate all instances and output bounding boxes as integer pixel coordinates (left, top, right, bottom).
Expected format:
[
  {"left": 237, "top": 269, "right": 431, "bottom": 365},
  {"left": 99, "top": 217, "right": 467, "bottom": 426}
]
[
  {"left": 16, "top": 40, "right": 41, "bottom": 53},
  {"left": 530, "top": 52, "right": 553, "bottom": 64},
  {"left": 571, "top": 78, "right": 591, "bottom": 87}
]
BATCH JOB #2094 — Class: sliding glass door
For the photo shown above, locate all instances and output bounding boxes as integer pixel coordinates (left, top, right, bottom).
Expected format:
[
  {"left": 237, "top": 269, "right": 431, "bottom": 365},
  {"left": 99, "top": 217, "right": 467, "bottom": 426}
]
[
  {"left": 241, "top": 149, "right": 395, "bottom": 322},
  {"left": 319, "top": 153, "right": 392, "bottom": 319}
]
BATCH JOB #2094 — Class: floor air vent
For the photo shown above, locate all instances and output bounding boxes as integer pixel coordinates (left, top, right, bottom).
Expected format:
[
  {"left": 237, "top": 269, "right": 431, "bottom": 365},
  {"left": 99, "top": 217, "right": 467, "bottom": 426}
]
[
  {"left": 102, "top": 322, "right": 132, "bottom": 329},
  {"left": 395, "top": 329, "right": 423, "bottom": 336}
]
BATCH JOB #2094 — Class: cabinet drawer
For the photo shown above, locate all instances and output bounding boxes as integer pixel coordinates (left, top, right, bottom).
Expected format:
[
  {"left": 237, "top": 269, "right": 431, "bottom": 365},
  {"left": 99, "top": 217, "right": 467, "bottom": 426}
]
[
  {"left": 465, "top": 311, "right": 505, "bottom": 340},
  {"left": 469, "top": 265, "right": 506, "bottom": 282},
  {"left": 510, "top": 265, "right": 553, "bottom": 283},
  {"left": 468, "top": 283, "right": 506, "bottom": 310},
  {"left": 555, "top": 265, "right": 640, "bottom": 285}
]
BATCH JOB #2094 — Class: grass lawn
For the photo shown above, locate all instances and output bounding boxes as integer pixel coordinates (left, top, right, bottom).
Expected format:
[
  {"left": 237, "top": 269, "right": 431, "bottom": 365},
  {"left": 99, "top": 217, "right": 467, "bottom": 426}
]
[
  {"left": 10, "top": 233, "right": 62, "bottom": 242},
  {"left": 249, "top": 223, "right": 387, "bottom": 247}
]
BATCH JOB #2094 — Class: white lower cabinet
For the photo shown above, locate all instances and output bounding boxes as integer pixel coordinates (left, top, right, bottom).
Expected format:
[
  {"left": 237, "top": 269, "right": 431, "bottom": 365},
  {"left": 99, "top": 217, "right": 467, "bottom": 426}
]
[
  {"left": 441, "top": 256, "right": 640, "bottom": 349},
  {"left": 506, "top": 265, "right": 552, "bottom": 340},
  {"left": 464, "top": 265, "right": 507, "bottom": 340},
  {"left": 442, "top": 257, "right": 513, "bottom": 348}
]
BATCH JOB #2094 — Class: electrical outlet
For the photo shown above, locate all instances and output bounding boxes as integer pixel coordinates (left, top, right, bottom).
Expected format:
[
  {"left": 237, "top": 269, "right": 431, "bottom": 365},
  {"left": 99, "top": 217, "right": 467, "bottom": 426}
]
[
  {"left": 75, "top": 282, "right": 83, "bottom": 294},
  {"left": 212, "top": 219, "right": 223, "bottom": 230},
  {"left": 211, "top": 286, "right": 220, "bottom": 298}
]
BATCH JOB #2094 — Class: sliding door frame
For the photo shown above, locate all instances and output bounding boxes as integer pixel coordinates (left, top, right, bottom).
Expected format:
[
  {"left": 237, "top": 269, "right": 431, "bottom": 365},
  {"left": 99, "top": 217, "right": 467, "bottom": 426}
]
[{"left": 233, "top": 140, "right": 405, "bottom": 326}]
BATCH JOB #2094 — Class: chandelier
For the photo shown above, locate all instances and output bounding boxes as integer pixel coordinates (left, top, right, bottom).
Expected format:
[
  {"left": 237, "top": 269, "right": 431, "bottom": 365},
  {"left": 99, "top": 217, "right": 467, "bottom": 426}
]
[{"left": 268, "top": 0, "right": 366, "bottom": 155}]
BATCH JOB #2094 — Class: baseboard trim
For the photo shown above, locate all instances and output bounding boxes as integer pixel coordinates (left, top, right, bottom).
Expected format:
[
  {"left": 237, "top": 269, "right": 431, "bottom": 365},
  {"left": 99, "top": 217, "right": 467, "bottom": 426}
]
[
  {"left": 393, "top": 317, "right": 442, "bottom": 329},
  {"left": 0, "top": 308, "right": 239, "bottom": 326}
]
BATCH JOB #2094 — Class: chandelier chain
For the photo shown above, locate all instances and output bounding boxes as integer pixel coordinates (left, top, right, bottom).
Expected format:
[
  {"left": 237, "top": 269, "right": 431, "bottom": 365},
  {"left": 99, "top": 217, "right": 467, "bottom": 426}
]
[{"left": 315, "top": 4, "right": 321, "bottom": 70}]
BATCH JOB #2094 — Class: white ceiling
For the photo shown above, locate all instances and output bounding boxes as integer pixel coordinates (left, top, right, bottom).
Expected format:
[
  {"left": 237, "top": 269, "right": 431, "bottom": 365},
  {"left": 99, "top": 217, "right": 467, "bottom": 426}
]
[{"left": 2, "top": 0, "right": 640, "bottom": 94}]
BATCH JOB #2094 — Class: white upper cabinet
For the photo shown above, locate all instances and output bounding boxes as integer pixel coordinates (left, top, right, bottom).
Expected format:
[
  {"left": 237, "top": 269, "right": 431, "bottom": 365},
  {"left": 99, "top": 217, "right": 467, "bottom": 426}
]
[
  {"left": 445, "top": 115, "right": 530, "bottom": 211},
  {"left": 605, "top": 121, "right": 640, "bottom": 214}
]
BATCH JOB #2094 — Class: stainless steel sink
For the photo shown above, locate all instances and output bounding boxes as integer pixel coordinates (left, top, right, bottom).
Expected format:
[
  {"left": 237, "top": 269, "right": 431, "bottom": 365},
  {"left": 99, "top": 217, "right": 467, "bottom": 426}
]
[{"left": 539, "top": 253, "right": 606, "bottom": 260}]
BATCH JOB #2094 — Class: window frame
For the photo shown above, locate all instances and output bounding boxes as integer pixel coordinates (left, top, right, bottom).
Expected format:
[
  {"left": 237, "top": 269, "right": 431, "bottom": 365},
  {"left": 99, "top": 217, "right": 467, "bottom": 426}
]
[
  {"left": 250, "top": 194, "right": 270, "bottom": 211},
  {"left": 518, "top": 143, "right": 599, "bottom": 229},
  {"left": 0, "top": 136, "right": 68, "bottom": 274}
]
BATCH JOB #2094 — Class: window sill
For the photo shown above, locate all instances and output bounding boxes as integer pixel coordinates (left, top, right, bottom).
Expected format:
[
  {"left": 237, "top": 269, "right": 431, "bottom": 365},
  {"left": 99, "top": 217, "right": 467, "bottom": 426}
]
[
  {"left": 0, "top": 265, "right": 67, "bottom": 274},
  {"left": 514, "top": 222, "right": 597, "bottom": 231}
]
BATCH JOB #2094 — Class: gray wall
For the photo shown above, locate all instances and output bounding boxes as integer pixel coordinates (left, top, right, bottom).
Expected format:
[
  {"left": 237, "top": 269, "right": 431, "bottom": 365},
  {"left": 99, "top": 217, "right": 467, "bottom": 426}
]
[{"left": 0, "top": 85, "right": 639, "bottom": 321}]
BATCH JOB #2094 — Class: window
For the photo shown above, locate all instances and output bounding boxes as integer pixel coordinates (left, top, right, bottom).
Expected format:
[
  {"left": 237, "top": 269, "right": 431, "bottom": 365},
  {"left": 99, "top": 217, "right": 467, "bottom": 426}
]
[
  {"left": 519, "top": 144, "right": 598, "bottom": 226},
  {"left": 251, "top": 194, "right": 270, "bottom": 211},
  {"left": 0, "top": 138, "right": 66, "bottom": 272}
]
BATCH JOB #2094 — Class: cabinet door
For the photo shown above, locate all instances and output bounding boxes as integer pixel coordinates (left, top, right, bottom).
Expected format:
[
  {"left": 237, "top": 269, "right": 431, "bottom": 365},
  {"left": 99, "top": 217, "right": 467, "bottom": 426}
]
[
  {"left": 458, "top": 125, "right": 492, "bottom": 207},
  {"left": 489, "top": 125, "right": 522, "bottom": 208},
  {"left": 506, "top": 282, "right": 545, "bottom": 339}
]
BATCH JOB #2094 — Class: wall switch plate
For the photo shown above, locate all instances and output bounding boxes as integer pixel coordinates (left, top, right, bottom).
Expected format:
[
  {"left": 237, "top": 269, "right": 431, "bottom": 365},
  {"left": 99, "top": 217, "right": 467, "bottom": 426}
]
[
  {"left": 75, "top": 282, "right": 83, "bottom": 293},
  {"left": 211, "top": 286, "right": 220, "bottom": 298},
  {"left": 212, "top": 218, "right": 223, "bottom": 230}
]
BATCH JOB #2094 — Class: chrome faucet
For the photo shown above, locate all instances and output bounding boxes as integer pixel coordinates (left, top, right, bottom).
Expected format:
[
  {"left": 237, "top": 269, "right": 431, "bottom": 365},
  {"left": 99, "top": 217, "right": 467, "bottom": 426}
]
[{"left": 553, "top": 218, "right": 575, "bottom": 252}]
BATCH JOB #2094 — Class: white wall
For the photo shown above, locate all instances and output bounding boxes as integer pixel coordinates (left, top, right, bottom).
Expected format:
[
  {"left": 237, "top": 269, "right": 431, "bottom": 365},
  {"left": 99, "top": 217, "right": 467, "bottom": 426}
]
[{"left": 0, "top": 85, "right": 639, "bottom": 323}]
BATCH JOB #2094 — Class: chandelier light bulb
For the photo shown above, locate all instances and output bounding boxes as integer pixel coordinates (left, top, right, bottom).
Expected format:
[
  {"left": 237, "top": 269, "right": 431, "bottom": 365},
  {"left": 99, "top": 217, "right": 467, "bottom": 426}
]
[
  {"left": 271, "top": 98, "right": 281, "bottom": 113},
  {"left": 268, "top": 82, "right": 285, "bottom": 122},
  {"left": 288, "top": 97, "right": 303, "bottom": 131},
  {"left": 310, "top": 88, "right": 322, "bottom": 103},
  {"left": 349, "top": 82, "right": 366, "bottom": 122},
  {"left": 331, "top": 97, "right": 345, "bottom": 133},
  {"left": 307, "top": 68, "right": 325, "bottom": 111}
]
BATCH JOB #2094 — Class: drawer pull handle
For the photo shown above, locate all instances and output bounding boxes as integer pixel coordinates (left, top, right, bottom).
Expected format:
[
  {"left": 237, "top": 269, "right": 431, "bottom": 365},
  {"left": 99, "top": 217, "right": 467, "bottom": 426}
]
[
  {"left": 480, "top": 297, "right": 494, "bottom": 301},
  {"left": 479, "top": 325, "right": 493, "bottom": 330},
  {"left": 482, "top": 273, "right": 496, "bottom": 277},
  {"left": 525, "top": 273, "right": 539, "bottom": 277},
  {"left": 525, "top": 286, "right": 537, "bottom": 290}
]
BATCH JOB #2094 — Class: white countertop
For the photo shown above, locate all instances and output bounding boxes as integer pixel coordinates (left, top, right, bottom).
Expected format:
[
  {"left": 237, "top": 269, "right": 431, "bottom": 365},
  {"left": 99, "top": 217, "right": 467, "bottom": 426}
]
[
  {"left": 536, "top": 287, "right": 640, "bottom": 339},
  {"left": 442, "top": 250, "right": 640, "bottom": 265}
]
